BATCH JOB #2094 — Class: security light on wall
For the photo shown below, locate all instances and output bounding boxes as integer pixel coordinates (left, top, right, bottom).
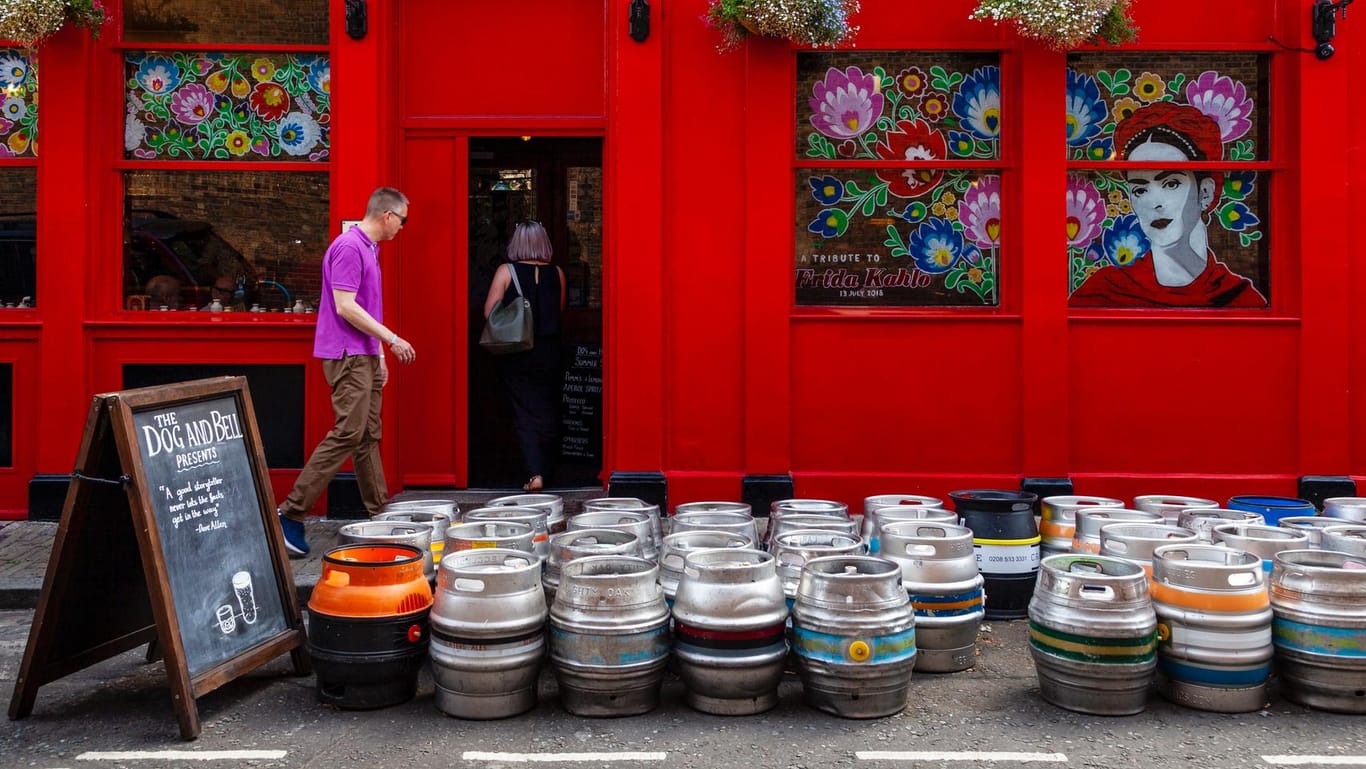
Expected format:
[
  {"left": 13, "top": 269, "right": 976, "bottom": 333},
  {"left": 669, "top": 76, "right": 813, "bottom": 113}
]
[{"left": 1313, "top": 0, "right": 1355, "bottom": 59}]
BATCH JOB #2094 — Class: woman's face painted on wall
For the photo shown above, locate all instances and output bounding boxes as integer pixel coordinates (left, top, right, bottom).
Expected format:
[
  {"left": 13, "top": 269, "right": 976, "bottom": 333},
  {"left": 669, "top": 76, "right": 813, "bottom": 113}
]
[{"left": 1125, "top": 139, "right": 1214, "bottom": 251}]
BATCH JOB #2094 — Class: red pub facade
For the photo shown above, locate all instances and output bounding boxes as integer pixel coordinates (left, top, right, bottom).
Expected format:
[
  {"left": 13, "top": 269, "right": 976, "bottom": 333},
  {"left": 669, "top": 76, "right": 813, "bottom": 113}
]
[{"left": 0, "top": 0, "right": 1363, "bottom": 519}]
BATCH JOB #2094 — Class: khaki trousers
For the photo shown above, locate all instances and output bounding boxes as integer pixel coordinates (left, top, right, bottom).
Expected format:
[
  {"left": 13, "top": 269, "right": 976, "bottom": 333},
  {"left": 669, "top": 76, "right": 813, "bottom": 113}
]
[{"left": 280, "top": 354, "right": 388, "bottom": 521}]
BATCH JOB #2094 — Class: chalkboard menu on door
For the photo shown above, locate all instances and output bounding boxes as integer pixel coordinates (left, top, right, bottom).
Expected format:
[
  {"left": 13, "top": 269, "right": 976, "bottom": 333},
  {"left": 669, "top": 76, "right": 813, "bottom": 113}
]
[
  {"left": 561, "top": 344, "right": 602, "bottom": 464},
  {"left": 132, "top": 394, "right": 289, "bottom": 676}
]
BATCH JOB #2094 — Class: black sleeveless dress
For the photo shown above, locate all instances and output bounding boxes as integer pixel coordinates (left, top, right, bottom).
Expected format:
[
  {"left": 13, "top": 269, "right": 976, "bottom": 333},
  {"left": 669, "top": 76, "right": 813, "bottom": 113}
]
[{"left": 496, "top": 261, "right": 562, "bottom": 479}]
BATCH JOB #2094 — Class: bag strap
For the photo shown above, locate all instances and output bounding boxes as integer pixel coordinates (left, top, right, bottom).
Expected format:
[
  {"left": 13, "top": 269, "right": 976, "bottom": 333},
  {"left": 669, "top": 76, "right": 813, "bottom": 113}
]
[{"left": 506, "top": 262, "right": 526, "bottom": 300}]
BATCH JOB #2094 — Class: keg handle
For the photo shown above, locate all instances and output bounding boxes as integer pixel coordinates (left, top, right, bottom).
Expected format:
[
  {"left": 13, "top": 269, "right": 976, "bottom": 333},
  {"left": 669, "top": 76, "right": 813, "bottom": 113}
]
[
  {"left": 1078, "top": 584, "right": 1115, "bottom": 599},
  {"left": 1067, "top": 560, "right": 1106, "bottom": 575},
  {"left": 453, "top": 578, "right": 486, "bottom": 592}
]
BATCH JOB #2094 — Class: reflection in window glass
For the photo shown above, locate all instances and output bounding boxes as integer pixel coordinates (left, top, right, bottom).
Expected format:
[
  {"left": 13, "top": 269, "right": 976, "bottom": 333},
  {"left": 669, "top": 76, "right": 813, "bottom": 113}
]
[
  {"left": 798, "top": 52, "right": 1001, "bottom": 160},
  {"left": 1066, "top": 54, "right": 1269, "bottom": 309},
  {"left": 0, "top": 49, "right": 37, "bottom": 158},
  {"left": 123, "top": 171, "right": 328, "bottom": 313},
  {"left": 796, "top": 169, "right": 1000, "bottom": 307},
  {"left": 0, "top": 168, "right": 36, "bottom": 307},
  {"left": 125, "top": 52, "right": 330, "bottom": 161},
  {"left": 122, "top": 0, "right": 328, "bottom": 46}
]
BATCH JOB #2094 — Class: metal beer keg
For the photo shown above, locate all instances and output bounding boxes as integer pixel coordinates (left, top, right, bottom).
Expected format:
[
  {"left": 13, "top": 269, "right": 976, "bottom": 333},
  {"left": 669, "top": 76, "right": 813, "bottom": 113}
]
[
  {"left": 659, "top": 531, "right": 751, "bottom": 606},
  {"left": 767, "top": 499, "right": 850, "bottom": 550},
  {"left": 1133, "top": 495, "right": 1218, "bottom": 525},
  {"left": 1278, "top": 516, "right": 1348, "bottom": 549},
  {"left": 430, "top": 549, "right": 546, "bottom": 719},
  {"left": 1098, "top": 523, "right": 1199, "bottom": 577},
  {"left": 568, "top": 510, "right": 658, "bottom": 561},
  {"left": 487, "top": 493, "right": 567, "bottom": 534},
  {"left": 543, "top": 528, "right": 643, "bottom": 602},
  {"left": 772, "top": 529, "right": 865, "bottom": 606},
  {"left": 1150, "top": 544, "right": 1272, "bottom": 713},
  {"left": 338, "top": 521, "right": 435, "bottom": 582},
  {"left": 674, "top": 501, "right": 753, "bottom": 516},
  {"left": 1227, "top": 495, "right": 1316, "bottom": 526},
  {"left": 672, "top": 549, "right": 788, "bottom": 715},
  {"left": 463, "top": 506, "right": 551, "bottom": 558},
  {"left": 879, "top": 521, "right": 984, "bottom": 672},
  {"left": 1040, "top": 496, "right": 1125, "bottom": 558},
  {"left": 1323, "top": 497, "right": 1366, "bottom": 523},
  {"left": 1321, "top": 524, "right": 1366, "bottom": 558},
  {"left": 1178, "top": 508, "right": 1265, "bottom": 543},
  {"left": 582, "top": 498, "right": 664, "bottom": 551},
  {"left": 951, "top": 489, "right": 1039, "bottom": 619},
  {"left": 1270, "top": 550, "right": 1366, "bottom": 713},
  {"left": 767, "top": 514, "right": 860, "bottom": 552},
  {"left": 1212, "top": 523, "right": 1309, "bottom": 574},
  {"left": 1072, "top": 509, "right": 1163, "bottom": 554},
  {"left": 549, "top": 555, "right": 671, "bottom": 717},
  {"left": 1028, "top": 555, "right": 1157, "bottom": 716},
  {"left": 444, "top": 521, "right": 535, "bottom": 555},
  {"left": 668, "top": 510, "right": 760, "bottom": 546},
  {"left": 861, "top": 495, "right": 944, "bottom": 551},
  {"left": 863, "top": 506, "right": 956, "bottom": 555},
  {"left": 791, "top": 556, "right": 916, "bottom": 718},
  {"left": 376, "top": 508, "right": 456, "bottom": 565}
]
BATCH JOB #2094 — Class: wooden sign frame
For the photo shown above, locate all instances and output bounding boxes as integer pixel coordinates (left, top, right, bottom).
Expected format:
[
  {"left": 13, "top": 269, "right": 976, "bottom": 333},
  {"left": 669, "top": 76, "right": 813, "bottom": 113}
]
[{"left": 8, "top": 377, "right": 308, "bottom": 739}]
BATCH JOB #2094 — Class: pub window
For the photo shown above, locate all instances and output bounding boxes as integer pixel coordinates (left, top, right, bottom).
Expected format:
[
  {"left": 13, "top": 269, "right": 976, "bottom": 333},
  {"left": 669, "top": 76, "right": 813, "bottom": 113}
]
[
  {"left": 119, "top": 2, "right": 330, "bottom": 314},
  {"left": 1066, "top": 53, "right": 1270, "bottom": 309},
  {"left": 796, "top": 52, "right": 1002, "bottom": 307},
  {"left": 0, "top": 48, "right": 37, "bottom": 309}
]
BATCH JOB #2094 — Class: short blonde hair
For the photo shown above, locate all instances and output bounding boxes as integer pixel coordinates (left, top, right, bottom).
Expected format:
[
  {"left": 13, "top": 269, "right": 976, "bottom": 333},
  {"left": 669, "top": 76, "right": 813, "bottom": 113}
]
[{"left": 507, "top": 221, "right": 553, "bottom": 262}]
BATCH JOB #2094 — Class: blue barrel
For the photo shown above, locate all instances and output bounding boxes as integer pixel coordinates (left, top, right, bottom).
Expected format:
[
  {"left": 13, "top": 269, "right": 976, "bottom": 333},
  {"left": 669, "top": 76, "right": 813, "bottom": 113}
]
[
  {"left": 1227, "top": 495, "right": 1315, "bottom": 526},
  {"left": 950, "top": 489, "right": 1039, "bottom": 619}
]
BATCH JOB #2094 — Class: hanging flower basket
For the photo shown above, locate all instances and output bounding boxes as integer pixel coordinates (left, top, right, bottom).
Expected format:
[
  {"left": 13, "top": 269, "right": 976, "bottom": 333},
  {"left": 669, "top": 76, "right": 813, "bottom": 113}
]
[
  {"left": 0, "top": 0, "right": 107, "bottom": 49},
  {"left": 705, "top": 0, "right": 860, "bottom": 53},
  {"left": 971, "top": 0, "right": 1138, "bottom": 50}
]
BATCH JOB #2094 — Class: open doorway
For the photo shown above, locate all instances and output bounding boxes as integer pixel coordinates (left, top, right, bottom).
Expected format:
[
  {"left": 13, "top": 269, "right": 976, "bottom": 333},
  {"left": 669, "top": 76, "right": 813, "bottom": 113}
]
[{"left": 467, "top": 137, "right": 603, "bottom": 489}]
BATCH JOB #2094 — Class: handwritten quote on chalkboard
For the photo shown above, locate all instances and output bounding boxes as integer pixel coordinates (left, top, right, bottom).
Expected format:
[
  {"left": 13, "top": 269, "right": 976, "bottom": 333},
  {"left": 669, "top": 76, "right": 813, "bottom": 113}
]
[{"left": 133, "top": 395, "right": 286, "bottom": 677}]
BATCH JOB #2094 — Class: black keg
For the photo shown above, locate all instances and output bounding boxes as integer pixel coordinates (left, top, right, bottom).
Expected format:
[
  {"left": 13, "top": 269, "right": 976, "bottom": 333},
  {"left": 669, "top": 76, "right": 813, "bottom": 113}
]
[{"left": 950, "top": 489, "right": 1039, "bottom": 619}]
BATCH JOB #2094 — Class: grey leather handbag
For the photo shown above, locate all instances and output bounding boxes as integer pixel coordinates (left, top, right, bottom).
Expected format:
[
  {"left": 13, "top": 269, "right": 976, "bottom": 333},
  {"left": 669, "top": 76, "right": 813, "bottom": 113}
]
[{"left": 479, "top": 263, "right": 534, "bottom": 354}]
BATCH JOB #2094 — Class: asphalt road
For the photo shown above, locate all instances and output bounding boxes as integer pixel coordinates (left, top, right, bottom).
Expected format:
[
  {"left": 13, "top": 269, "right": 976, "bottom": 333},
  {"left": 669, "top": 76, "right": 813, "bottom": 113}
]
[{"left": 1, "top": 609, "right": 1363, "bottom": 769}]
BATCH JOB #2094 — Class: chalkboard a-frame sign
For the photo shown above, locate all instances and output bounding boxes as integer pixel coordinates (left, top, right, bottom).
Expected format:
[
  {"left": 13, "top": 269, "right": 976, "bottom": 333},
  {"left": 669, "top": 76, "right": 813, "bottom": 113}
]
[{"left": 8, "top": 377, "right": 308, "bottom": 740}]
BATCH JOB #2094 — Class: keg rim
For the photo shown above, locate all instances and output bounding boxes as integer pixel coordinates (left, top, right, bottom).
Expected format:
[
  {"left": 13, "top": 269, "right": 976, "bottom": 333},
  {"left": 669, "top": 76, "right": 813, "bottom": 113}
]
[
  {"left": 948, "top": 488, "right": 1039, "bottom": 505},
  {"left": 774, "top": 529, "right": 863, "bottom": 550},
  {"left": 673, "top": 500, "right": 754, "bottom": 516},
  {"left": 1272, "top": 548, "right": 1366, "bottom": 572},
  {"left": 323, "top": 543, "right": 425, "bottom": 568},
  {"left": 339, "top": 521, "right": 429, "bottom": 537},
  {"left": 375, "top": 509, "right": 455, "bottom": 524},
  {"left": 661, "top": 530, "right": 752, "bottom": 550},
  {"left": 1041, "top": 495, "right": 1126, "bottom": 509},
  {"left": 879, "top": 520, "right": 973, "bottom": 541},
  {"left": 863, "top": 493, "right": 944, "bottom": 509},
  {"left": 559, "top": 553, "right": 658, "bottom": 579},
  {"left": 550, "top": 527, "right": 641, "bottom": 548},
  {"left": 1212, "top": 523, "right": 1310, "bottom": 543},
  {"left": 439, "top": 547, "right": 541, "bottom": 574},
  {"left": 682, "top": 547, "right": 774, "bottom": 573},
  {"left": 1226, "top": 495, "right": 1315, "bottom": 510},
  {"left": 1040, "top": 553, "right": 1147, "bottom": 579},
  {"left": 1152, "top": 542, "right": 1263, "bottom": 571}
]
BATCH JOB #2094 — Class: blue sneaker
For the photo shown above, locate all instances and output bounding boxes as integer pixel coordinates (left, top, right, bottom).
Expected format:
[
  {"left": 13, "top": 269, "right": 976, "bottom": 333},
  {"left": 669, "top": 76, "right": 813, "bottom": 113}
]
[{"left": 278, "top": 511, "right": 309, "bottom": 558}]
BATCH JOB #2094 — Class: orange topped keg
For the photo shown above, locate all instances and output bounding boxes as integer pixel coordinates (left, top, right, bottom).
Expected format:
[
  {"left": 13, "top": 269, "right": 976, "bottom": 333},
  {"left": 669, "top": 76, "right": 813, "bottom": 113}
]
[{"left": 307, "top": 544, "right": 433, "bottom": 709}]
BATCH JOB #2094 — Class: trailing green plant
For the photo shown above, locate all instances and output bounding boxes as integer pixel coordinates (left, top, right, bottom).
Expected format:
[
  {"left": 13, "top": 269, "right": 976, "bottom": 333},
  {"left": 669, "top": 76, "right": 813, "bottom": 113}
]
[
  {"left": 971, "top": 0, "right": 1138, "bottom": 49},
  {"left": 705, "top": 0, "right": 860, "bottom": 53},
  {"left": 0, "top": 0, "right": 107, "bottom": 49}
]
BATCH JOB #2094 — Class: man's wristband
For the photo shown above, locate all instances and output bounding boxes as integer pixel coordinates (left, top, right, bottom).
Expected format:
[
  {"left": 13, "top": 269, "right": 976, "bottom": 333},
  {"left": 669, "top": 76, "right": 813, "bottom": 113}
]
[{"left": 386, "top": 333, "right": 398, "bottom": 345}]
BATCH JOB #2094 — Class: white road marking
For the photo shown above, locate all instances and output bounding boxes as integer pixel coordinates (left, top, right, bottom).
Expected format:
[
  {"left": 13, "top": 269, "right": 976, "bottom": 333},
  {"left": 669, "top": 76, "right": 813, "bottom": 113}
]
[
  {"left": 462, "top": 752, "right": 667, "bottom": 763},
  {"left": 76, "top": 750, "right": 287, "bottom": 761},
  {"left": 1264, "top": 758, "right": 1366, "bottom": 766},
  {"left": 857, "top": 751, "right": 1069, "bottom": 763}
]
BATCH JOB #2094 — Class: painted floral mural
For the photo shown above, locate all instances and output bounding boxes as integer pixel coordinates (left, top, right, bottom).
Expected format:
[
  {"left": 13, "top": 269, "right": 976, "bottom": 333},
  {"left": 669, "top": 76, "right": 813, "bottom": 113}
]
[
  {"left": 796, "top": 53, "right": 1000, "bottom": 307},
  {"left": 0, "top": 49, "right": 38, "bottom": 159},
  {"left": 1066, "top": 54, "right": 1268, "bottom": 308},
  {"left": 124, "top": 52, "right": 330, "bottom": 161}
]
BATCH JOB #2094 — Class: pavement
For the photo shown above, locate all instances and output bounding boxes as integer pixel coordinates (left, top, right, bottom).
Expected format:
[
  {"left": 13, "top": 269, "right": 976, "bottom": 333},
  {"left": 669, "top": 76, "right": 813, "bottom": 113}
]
[{"left": 0, "top": 488, "right": 607, "bottom": 610}]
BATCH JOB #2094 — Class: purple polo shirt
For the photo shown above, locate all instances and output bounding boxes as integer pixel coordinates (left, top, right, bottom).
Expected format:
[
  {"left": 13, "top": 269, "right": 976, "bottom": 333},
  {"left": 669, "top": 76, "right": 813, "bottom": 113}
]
[{"left": 313, "top": 225, "right": 383, "bottom": 359}]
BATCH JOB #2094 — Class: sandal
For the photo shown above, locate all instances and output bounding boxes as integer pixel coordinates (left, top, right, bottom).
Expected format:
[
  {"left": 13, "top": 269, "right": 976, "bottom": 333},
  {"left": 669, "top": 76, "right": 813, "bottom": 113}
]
[{"left": 524, "top": 475, "right": 543, "bottom": 492}]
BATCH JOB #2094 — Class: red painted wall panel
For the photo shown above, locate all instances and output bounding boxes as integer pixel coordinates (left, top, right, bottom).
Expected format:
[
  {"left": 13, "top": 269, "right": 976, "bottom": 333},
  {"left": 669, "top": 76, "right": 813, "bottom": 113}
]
[
  {"left": 396, "top": 137, "right": 462, "bottom": 486},
  {"left": 1068, "top": 321, "right": 1300, "bottom": 474},
  {"left": 790, "top": 320, "right": 1024, "bottom": 472},
  {"left": 663, "top": 6, "right": 747, "bottom": 472},
  {"left": 399, "top": 0, "right": 607, "bottom": 121}
]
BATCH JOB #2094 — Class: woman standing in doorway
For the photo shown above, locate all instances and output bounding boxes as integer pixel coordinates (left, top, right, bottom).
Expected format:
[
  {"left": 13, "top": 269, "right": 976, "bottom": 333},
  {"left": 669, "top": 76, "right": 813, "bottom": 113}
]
[{"left": 484, "top": 221, "right": 566, "bottom": 491}]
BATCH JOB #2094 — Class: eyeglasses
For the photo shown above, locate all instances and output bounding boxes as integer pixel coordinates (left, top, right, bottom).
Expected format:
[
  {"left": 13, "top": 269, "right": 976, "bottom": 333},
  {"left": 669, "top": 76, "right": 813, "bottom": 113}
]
[{"left": 388, "top": 210, "right": 409, "bottom": 226}]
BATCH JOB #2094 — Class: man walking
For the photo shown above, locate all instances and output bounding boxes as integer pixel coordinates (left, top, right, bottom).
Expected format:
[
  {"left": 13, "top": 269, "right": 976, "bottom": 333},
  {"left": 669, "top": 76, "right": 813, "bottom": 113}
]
[{"left": 277, "top": 187, "right": 416, "bottom": 556}]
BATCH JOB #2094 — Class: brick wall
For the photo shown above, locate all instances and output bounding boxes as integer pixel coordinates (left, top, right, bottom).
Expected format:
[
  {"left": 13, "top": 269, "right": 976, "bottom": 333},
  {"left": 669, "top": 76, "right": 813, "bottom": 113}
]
[{"left": 123, "top": 0, "right": 328, "bottom": 45}]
